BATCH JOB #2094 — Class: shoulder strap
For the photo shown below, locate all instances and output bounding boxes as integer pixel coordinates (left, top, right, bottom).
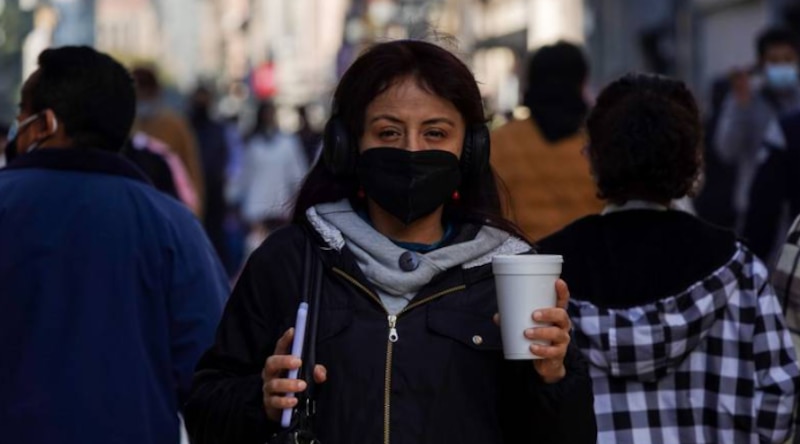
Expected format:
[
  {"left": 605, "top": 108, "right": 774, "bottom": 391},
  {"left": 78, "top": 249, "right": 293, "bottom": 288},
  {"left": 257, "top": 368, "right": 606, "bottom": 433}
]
[{"left": 296, "top": 234, "right": 323, "bottom": 421}]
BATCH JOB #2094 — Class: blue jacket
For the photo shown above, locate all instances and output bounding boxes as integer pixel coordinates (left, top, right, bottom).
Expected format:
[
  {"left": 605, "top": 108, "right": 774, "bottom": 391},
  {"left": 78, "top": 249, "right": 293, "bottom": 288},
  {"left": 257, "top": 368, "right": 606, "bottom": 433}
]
[{"left": 0, "top": 148, "right": 228, "bottom": 444}]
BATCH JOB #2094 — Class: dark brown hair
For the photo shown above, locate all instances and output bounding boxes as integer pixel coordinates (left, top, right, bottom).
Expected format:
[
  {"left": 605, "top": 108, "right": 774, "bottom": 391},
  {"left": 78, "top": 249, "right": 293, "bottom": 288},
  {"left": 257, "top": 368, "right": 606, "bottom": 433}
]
[
  {"left": 292, "top": 39, "right": 521, "bottom": 237},
  {"left": 586, "top": 73, "right": 702, "bottom": 204}
]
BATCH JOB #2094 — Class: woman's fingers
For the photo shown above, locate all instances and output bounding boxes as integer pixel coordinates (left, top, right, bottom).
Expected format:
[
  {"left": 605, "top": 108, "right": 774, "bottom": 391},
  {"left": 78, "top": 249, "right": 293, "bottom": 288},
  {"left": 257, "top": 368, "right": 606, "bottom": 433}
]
[
  {"left": 314, "top": 364, "right": 328, "bottom": 384},
  {"left": 262, "top": 328, "right": 304, "bottom": 421},
  {"left": 274, "top": 327, "right": 294, "bottom": 355},
  {"left": 533, "top": 307, "right": 571, "bottom": 330},
  {"left": 555, "top": 279, "right": 570, "bottom": 309},
  {"left": 265, "top": 376, "right": 307, "bottom": 399},
  {"left": 530, "top": 342, "right": 567, "bottom": 360},
  {"left": 525, "top": 326, "right": 569, "bottom": 344}
]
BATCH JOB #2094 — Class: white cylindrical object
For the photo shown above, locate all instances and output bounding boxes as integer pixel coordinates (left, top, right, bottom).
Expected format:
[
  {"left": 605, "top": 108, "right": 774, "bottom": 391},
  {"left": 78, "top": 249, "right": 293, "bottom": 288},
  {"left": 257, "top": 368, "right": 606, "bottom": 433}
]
[{"left": 492, "top": 254, "right": 563, "bottom": 360}]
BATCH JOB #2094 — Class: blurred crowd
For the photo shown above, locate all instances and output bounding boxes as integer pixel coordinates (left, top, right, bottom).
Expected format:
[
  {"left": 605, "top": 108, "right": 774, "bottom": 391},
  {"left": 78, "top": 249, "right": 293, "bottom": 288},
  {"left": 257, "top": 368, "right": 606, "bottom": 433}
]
[
  {"left": 3, "top": 18, "right": 800, "bottom": 444},
  {"left": 2, "top": 25, "right": 797, "bottom": 280},
  {"left": 106, "top": 66, "right": 321, "bottom": 281}
]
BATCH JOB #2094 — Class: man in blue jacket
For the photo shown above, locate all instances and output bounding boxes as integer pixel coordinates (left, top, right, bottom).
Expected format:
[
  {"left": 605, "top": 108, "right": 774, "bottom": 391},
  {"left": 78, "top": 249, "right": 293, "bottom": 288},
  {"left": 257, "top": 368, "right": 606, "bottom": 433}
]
[{"left": 0, "top": 46, "right": 229, "bottom": 444}]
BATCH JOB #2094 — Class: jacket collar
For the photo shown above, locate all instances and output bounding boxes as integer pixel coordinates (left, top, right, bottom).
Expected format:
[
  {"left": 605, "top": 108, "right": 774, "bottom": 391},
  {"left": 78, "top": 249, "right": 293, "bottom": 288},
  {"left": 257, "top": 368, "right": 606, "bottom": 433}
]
[{"left": 3, "top": 147, "right": 151, "bottom": 184}]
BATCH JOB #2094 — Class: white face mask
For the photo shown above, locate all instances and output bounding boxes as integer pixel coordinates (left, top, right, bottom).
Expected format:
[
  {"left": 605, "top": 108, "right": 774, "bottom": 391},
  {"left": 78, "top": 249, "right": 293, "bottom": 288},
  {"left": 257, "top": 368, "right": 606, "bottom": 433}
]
[
  {"left": 7, "top": 113, "right": 40, "bottom": 141},
  {"left": 6, "top": 113, "right": 58, "bottom": 157},
  {"left": 764, "top": 63, "right": 799, "bottom": 90}
]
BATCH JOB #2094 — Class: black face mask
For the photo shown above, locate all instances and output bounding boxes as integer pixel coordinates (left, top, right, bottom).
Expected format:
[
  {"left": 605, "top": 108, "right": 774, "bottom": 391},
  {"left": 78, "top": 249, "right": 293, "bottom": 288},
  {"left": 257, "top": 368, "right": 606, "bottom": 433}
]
[{"left": 357, "top": 147, "right": 461, "bottom": 225}]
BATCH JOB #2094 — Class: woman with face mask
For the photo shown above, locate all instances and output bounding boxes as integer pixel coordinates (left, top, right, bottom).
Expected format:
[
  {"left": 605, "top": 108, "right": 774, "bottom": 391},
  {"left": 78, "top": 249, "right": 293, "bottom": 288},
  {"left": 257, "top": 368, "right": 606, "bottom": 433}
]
[{"left": 183, "top": 39, "right": 596, "bottom": 444}]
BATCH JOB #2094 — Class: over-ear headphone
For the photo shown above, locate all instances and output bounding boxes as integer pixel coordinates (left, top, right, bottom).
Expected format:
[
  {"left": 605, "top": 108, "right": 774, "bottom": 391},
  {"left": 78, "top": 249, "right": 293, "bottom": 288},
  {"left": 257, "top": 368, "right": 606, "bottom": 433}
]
[{"left": 322, "top": 116, "right": 491, "bottom": 181}]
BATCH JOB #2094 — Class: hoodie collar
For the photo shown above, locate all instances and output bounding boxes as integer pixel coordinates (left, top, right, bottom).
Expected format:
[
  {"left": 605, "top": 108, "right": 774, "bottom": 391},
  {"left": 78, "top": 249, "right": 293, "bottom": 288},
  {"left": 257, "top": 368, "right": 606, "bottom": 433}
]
[
  {"left": 3, "top": 147, "right": 151, "bottom": 184},
  {"left": 307, "top": 200, "right": 530, "bottom": 298}
]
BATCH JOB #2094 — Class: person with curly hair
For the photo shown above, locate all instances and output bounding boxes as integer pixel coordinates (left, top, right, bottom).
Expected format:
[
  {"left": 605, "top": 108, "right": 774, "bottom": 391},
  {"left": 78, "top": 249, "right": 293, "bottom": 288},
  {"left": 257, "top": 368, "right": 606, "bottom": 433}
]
[{"left": 537, "top": 73, "right": 800, "bottom": 443}]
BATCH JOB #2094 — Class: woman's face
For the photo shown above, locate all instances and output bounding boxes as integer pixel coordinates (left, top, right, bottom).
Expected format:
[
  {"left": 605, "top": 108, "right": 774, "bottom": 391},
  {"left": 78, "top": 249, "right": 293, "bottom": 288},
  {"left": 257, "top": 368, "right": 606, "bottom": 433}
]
[{"left": 359, "top": 76, "right": 465, "bottom": 157}]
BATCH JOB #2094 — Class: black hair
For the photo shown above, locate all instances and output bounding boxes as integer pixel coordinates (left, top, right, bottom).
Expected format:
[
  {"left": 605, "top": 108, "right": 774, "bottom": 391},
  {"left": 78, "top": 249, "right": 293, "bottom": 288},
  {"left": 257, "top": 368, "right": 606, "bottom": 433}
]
[
  {"left": 246, "top": 100, "right": 277, "bottom": 142},
  {"left": 586, "top": 73, "right": 702, "bottom": 204},
  {"left": 292, "top": 39, "right": 522, "bottom": 237},
  {"left": 756, "top": 26, "right": 800, "bottom": 60},
  {"left": 130, "top": 66, "right": 161, "bottom": 95},
  {"left": 26, "top": 46, "right": 136, "bottom": 152},
  {"left": 523, "top": 41, "right": 589, "bottom": 142}
]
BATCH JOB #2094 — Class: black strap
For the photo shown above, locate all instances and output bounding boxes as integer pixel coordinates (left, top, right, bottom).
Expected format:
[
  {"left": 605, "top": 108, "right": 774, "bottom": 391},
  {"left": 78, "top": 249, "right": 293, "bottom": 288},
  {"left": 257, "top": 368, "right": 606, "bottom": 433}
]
[{"left": 296, "top": 235, "right": 323, "bottom": 421}]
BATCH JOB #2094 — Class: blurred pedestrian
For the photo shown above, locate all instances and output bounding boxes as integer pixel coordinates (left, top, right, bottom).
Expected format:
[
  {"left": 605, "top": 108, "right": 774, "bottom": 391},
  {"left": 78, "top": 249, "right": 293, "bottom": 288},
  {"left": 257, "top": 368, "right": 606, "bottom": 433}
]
[
  {"left": 121, "top": 134, "right": 179, "bottom": 200},
  {"left": 296, "top": 104, "right": 322, "bottom": 167},
  {"left": 219, "top": 112, "right": 248, "bottom": 279},
  {"left": 715, "top": 26, "right": 800, "bottom": 234},
  {"left": 490, "top": 41, "right": 603, "bottom": 242},
  {"left": 126, "top": 130, "right": 201, "bottom": 214},
  {"left": 189, "top": 84, "right": 230, "bottom": 266},
  {"left": 537, "top": 73, "right": 799, "bottom": 444},
  {"left": 0, "top": 46, "right": 228, "bottom": 444},
  {"left": 743, "top": 108, "right": 800, "bottom": 265},
  {"left": 226, "top": 100, "right": 307, "bottom": 257},
  {"left": 184, "top": 38, "right": 596, "bottom": 444},
  {"left": 692, "top": 73, "right": 738, "bottom": 229},
  {"left": 132, "top": 65, "right": 206, "bottom": 217}
]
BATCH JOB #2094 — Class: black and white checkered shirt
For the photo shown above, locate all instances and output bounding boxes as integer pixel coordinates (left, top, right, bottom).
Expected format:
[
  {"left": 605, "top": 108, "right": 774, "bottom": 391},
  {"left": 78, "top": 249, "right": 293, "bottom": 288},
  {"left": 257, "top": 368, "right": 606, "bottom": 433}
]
[
  {"left": 775, "top": 214, "right": 800, "bottom": 336},
  {"left": 570, "top": 242, "right": 800, "bottom": 443}
]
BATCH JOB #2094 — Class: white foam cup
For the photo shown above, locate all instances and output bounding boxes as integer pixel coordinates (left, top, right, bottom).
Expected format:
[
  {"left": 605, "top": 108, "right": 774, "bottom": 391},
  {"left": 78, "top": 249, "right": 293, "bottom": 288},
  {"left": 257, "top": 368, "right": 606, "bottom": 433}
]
[{"left": 492, "top": 254, "right": 563, "bottom": 360}]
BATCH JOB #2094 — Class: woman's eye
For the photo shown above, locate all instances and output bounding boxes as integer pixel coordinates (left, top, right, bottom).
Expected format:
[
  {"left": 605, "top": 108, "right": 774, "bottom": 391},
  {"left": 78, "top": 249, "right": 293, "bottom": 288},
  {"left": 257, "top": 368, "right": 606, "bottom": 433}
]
[
  {"left": 425, "top": 130, "right": 446, "bottom": 139},
  {"left": 378, "top": 129, "right": 400, "bottom": 138}
]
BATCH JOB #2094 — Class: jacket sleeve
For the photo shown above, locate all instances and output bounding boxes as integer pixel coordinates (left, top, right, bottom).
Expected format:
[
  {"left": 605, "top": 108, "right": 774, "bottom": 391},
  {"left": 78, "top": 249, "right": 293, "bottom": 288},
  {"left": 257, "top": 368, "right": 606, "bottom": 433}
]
[
  {"left": 752, "top": 261, "right": 800, "bottom": 444},
  {"left": 183, "top": 229, "right": 304, "bottom": 444},
  {"left": 168, "top": 214, "right": 229, "bottom": 406},
  {"left": 500, "top": 340, "right": 597, "bottom": 443}
]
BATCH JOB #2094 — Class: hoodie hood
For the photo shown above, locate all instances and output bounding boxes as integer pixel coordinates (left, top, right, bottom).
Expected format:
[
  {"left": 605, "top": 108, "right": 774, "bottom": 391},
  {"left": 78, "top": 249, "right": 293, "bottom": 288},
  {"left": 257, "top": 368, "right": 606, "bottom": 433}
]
[
  {"left": 307, "top": 199, "right": 530, "bottom": 306},
  {"left": 570, "top": 245, "right": 747, "bottom": 383}
]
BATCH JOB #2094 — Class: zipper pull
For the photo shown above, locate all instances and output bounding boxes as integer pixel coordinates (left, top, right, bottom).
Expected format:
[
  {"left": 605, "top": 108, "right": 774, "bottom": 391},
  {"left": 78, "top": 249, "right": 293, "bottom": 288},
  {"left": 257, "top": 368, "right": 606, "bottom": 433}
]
[{"left": 388, "top": 315, "right": 399, "bottom": 342}]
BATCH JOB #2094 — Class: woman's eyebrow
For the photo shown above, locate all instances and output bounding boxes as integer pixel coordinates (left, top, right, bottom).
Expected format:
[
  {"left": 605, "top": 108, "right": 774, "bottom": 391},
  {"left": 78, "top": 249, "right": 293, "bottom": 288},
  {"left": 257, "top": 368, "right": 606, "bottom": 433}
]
[
  {"left": 369, "top": 114, "right": 403, "bottom": 124},
  {"left": 421, "top": 117, "right": 455, "bottom": 126}
]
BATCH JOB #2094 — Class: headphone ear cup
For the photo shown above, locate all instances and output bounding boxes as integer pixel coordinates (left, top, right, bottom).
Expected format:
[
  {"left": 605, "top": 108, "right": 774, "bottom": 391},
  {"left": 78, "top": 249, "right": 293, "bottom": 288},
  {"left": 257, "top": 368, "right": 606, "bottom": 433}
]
[
  {"left": 461, "top": 124, "right": 491, "bottom": 180},
  {"left": 322, "top": 117, "right": 355, "bottom": 176}
]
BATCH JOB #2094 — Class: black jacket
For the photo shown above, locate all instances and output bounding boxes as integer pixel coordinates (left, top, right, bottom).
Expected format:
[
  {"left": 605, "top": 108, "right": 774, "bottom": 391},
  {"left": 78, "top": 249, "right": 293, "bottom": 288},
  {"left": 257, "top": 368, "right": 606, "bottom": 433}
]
[
  {"left": 184, "top": 222, "right": 596, "bottom": 444},
  {"left": 743, "top": 110, "right": 800, "bottom": 262}
]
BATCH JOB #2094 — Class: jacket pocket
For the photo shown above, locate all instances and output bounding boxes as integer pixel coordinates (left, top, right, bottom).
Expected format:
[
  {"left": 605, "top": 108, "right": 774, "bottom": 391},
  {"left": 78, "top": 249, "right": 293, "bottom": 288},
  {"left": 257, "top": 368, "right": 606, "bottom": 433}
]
[
  {"left": 426, "top": 308, "right": 503, "bottom": 352},
  {"left": 316, "top": 307, "right": 354, "bottom": 343}
]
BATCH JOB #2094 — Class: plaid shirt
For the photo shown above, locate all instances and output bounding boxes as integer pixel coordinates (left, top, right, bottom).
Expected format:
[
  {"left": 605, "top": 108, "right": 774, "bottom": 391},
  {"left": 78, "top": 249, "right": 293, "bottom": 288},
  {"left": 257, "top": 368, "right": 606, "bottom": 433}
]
[
  {"left": 775, "top": 214, "right": 800, "bottom": 335},
  {"left": 570, "top": 243, "right": 800, "bottom": 443}
]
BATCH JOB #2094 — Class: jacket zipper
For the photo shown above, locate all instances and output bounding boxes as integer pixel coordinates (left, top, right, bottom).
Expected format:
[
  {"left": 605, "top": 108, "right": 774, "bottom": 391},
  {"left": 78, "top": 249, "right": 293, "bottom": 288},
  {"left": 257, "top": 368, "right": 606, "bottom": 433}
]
[{"left": 331, "top": 267, "right": 466, "bottom": 444}]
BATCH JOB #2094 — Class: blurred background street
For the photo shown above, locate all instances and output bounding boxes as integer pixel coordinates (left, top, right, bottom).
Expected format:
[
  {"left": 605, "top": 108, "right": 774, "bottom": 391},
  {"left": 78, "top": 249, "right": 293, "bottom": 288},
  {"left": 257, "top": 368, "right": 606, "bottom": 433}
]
[
  {"left": 0, "top": 0, "right": 796, "bottom": 131},
  {"left": 1, "top": 0, "right": 799, "bottom": 276}
]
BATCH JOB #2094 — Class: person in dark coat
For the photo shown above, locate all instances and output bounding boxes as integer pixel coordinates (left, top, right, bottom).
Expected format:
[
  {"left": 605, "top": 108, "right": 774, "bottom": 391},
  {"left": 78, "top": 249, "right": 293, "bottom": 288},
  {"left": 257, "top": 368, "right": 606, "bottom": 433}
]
[
  {"left": 743, "top": 109, "right": 800, "bottom": 264},
  {"left": 0, "top": 46, "right": 228, "bottom": 444},
  {"left": 189, "top": 85, "right": 230, "bottom": 267},
  {"left": 537, "top": 73, "right": 799, "bottom": 443},
  {"left": 184, "top": 39, "right": 596, "bottom": 444},
  {"left": 121, "top": 135, "right": 179, "bottom": 199}
]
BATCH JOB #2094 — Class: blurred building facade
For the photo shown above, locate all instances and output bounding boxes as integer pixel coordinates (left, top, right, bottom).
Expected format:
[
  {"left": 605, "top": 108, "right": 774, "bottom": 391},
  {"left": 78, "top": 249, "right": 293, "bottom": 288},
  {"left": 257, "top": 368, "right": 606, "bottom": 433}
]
[
  {"left": 0, "top": 0, "right": 796, "bottom": 124},
  {"left": 583, "top": 0, "right": 792, "bottom": 116}
]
